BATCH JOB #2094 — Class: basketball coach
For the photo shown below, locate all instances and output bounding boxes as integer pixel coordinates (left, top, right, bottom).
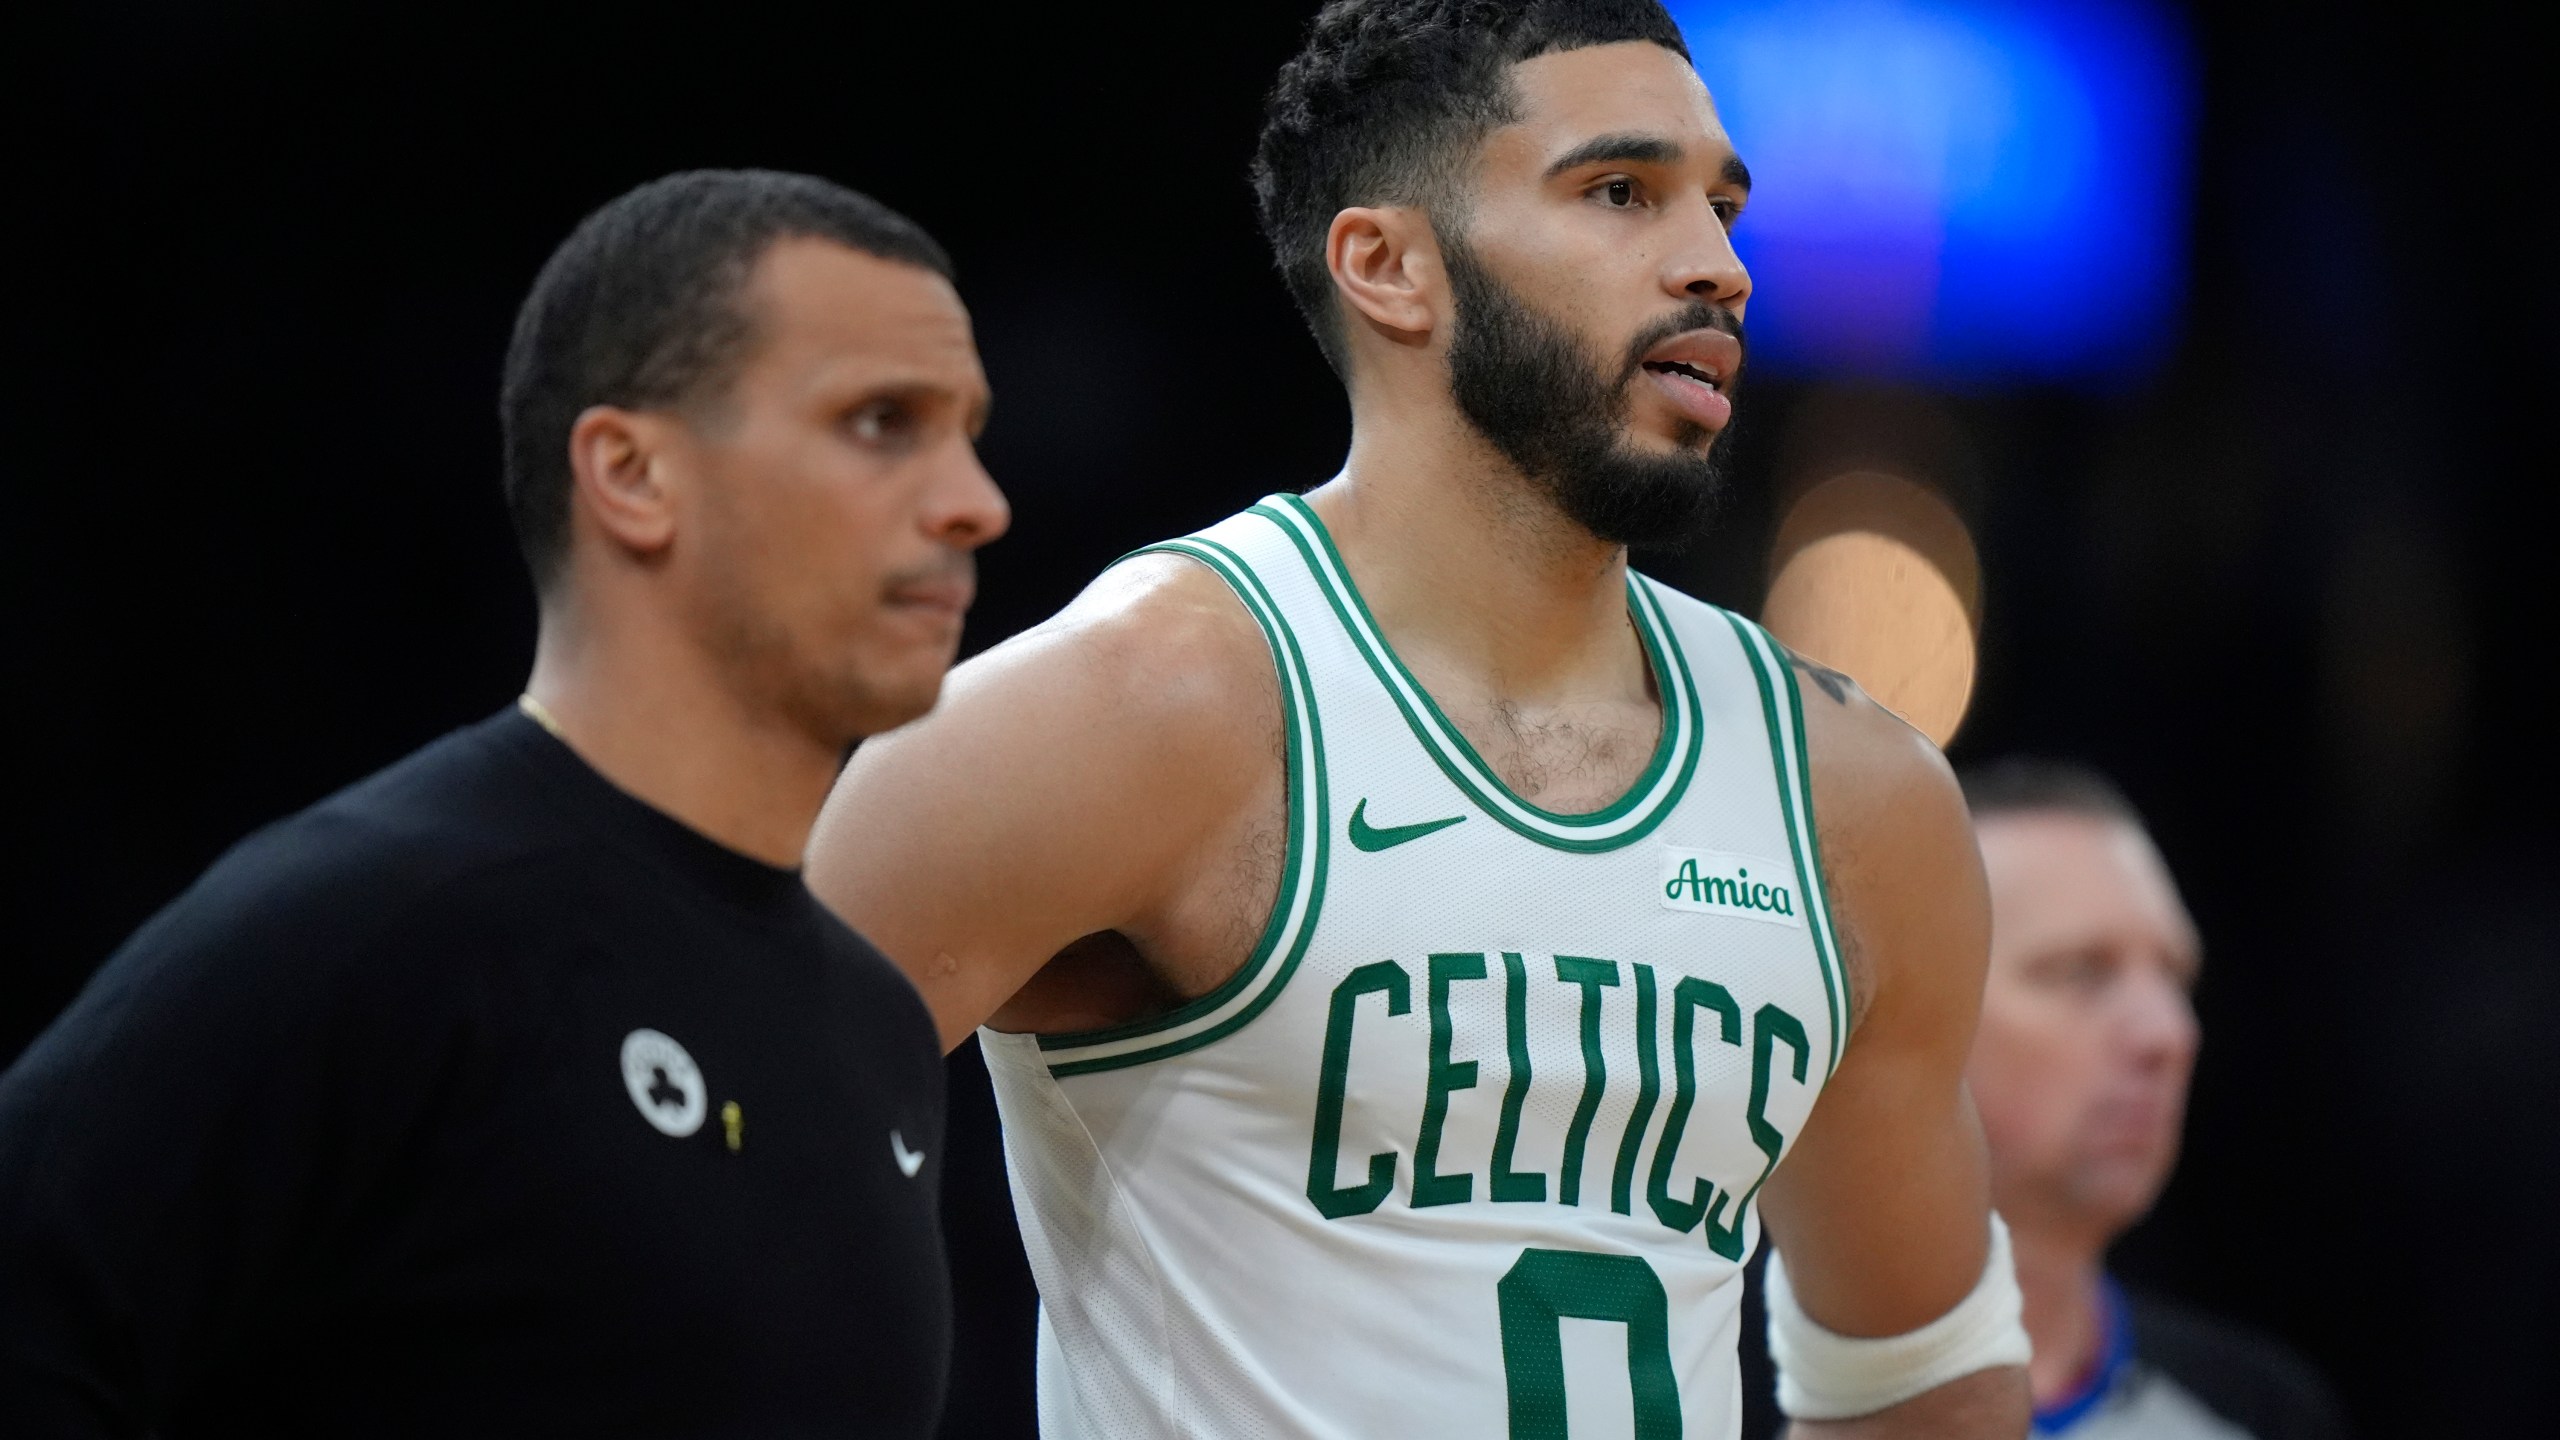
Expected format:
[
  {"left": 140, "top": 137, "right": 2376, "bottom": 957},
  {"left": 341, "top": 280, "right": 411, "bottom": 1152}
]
[{"left": 0, "top": 169, "right": 1007, "bottom": 1435}]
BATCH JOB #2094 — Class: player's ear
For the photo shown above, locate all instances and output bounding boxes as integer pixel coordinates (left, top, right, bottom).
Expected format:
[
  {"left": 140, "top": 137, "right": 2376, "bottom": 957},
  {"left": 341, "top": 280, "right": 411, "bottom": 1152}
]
[
  {"left": 1327, "top": 205, "right": 1441, "bottom": 350},
  {"left": 566, "top": 405, "right": 680, "bottom": 559}
]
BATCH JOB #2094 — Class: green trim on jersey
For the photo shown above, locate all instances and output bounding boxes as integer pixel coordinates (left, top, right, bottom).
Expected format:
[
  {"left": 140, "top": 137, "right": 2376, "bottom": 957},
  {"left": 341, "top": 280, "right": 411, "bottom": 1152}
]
[
  {"left": 1723, "top": 614, "right": 1849, "bottom": 1077},
  {"left": 1035, "top": 535, "right": 1332, "bottom": 1077},
  {"left": 1257, "top": 494, "right": 1704, "bottom": 854}
]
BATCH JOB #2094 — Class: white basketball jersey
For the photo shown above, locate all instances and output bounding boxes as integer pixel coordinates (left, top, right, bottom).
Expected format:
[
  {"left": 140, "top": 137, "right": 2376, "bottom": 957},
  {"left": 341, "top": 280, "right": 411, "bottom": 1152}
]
[{"left": 982, "top": 494, "right": 1849, "bottom": 1439}]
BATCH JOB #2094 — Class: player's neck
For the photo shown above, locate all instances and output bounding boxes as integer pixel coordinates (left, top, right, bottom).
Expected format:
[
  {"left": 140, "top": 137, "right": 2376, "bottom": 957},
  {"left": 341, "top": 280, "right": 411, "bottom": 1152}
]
[
  {"left": 2007, "top": 1221, "right": 2110, "bottom": 1407},
  {"left": 522, "top": 593, "right": 838, "bottom": 870},
  {"left": 1315, "top": 416, "right": 1638, "bottom": 703}
]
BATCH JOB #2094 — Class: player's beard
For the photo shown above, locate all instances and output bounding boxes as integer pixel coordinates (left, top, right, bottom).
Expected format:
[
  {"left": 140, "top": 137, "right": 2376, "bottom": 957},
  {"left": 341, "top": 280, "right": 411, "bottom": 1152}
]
[{"left": 1442, "top": 235, "right": 1740, "bottom": 550}]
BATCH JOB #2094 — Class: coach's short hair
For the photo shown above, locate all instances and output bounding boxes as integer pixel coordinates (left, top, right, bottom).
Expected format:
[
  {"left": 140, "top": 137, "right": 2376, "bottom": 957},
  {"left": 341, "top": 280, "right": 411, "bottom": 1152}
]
[
  {"left": 1251, "top": 0, "right": 1689, "bottom": 375},
  {"left": 1957, "top": 756, "right": 2147, "bottom": 830},
  {"left": 499, "top": 169, "right": 952, "bottom": 588}
]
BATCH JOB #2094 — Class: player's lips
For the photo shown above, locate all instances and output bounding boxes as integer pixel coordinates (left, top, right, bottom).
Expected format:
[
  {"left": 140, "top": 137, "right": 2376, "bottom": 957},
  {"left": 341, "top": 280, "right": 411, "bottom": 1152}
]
[{"left": 1638, "top": 329, "right": 1741, "bottom": 433}]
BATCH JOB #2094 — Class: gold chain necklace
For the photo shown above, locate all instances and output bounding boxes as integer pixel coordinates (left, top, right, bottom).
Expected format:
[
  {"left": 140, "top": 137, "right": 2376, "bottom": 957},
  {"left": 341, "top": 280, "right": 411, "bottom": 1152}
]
[{"left": 516, "top": 693, "right": 567, "bottom": 739}]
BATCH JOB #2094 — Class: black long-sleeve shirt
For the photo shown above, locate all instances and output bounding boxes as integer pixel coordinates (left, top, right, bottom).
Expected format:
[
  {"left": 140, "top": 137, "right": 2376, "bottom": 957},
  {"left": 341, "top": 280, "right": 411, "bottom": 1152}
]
[{"left": 0, "top": 708, "right": 949, "bottom": 1437}]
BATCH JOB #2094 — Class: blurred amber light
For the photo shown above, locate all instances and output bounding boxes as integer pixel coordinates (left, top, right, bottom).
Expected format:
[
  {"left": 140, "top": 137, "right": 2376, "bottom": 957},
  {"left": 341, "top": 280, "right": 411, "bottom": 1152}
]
[{"left": 1760, "top": 471, "right": 1981, "bottom": 748}]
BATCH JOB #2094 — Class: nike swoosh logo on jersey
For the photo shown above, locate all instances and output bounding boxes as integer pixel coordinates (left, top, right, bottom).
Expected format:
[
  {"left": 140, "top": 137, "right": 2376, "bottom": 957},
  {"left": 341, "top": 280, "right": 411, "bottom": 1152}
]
[
  {"left": 1347, "top": 798, "right": 1467, "bottom": 852},
  {"left": 890, "top": 1129, "right": 926, "bottom": 1178}
]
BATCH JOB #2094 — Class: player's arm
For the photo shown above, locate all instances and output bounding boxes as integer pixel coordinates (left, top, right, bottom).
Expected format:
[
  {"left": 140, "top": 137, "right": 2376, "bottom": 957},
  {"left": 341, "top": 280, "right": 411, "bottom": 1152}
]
[
  {"left": 1755, "top": 655, "right": 2030, "bottom": 1438},
  {"left": 806, "top": 555, "right": 1279, "bottom": 1050}
]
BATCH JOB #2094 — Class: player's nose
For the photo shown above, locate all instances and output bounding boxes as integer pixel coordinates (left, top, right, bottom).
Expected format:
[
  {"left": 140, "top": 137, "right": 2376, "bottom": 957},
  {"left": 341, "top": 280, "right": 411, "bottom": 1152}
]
[{"left": 1664, "top": 201, "right": 1750, "bottom": 315}]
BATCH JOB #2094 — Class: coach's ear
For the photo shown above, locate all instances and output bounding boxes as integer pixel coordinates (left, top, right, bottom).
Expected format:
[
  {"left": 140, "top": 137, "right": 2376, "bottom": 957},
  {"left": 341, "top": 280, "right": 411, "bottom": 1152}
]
[
  {"left": 1327, "top": 205, "right": 1443, "bottom": 353},
  {"left": 566, "top": 404, "right": 679, "bottom": 560}
]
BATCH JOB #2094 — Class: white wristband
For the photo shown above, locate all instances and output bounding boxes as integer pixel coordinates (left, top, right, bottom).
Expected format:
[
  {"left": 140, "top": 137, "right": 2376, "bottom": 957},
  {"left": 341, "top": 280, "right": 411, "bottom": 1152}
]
[{"left": 1765, "top": 1212, "right": 2032, "bottom": 1420}]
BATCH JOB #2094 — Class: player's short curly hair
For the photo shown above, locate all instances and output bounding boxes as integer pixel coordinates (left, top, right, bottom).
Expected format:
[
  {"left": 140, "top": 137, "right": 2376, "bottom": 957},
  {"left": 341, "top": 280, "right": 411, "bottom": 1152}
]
[{"left": 1250, "top": 0, "right": 1690, "bottom": 376}]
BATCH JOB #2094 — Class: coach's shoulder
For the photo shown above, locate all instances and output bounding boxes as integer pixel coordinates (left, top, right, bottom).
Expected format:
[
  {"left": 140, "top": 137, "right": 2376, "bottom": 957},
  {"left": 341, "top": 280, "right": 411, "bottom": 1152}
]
[
  {"left": 170, "top": 729, "right": 556, "bottom": 937},
  {"left": 5, "top": 796, "right": 514, "bottom": 1125},
  {"left": 85, "top": 718, "right": 593, "bottom": 1022}
]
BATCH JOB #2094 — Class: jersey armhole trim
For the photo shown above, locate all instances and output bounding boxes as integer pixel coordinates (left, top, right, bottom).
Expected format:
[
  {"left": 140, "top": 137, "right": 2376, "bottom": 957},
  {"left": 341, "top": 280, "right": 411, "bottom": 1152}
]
[
  {"left": 1036, "top": 537, "right": 1331, "bottom": 1076},
  {"left": 1722, "top": 613, "right": 1849, "bottom": 1078}
]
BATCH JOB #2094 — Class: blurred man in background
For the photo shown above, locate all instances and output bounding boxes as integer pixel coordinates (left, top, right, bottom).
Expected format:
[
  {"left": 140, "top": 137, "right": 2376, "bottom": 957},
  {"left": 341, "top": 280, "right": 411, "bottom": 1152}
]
[
  {"left": 0, "top": 169, "right": 1005, "bottom": 1435},
  {"left": 1960, "top": 759, "right": 2347, "bottom": 1439}
]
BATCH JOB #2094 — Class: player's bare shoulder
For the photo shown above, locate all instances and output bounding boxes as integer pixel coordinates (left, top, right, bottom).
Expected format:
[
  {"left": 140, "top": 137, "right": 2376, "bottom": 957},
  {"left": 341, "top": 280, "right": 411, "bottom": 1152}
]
[
  {"left": 1782, "top": 647, "right": 1958, "bottom": 830},
  {"left": 807, "top": 547, "right": 1289, "bottom": 1046},
  {"left": 1050, "top": 549, "right": 1283, "bottom": 717},
  {"left": 939, "top": 548, "right": 1281, "bottom": 794},
  {"left": 1780, "top": 646, "right": 1986, "bottom": 1033}
]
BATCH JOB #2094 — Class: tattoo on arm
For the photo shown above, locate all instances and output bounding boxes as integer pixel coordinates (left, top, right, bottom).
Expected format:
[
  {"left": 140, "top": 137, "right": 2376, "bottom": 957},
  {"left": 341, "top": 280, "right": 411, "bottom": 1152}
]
[{"left": 1784, "top": 648, "right": 1855, "bottom": 706}]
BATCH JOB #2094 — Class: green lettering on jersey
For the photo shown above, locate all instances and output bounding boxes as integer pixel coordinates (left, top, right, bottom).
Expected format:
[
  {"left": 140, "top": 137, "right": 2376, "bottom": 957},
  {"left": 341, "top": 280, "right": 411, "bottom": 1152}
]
[
  {"left": 1665, "top": 859, "right": 1742, "bottom": 908},
  {"left": 1488, "top": 952, "right": 1547, "bottom": 1203},
  {"left": 1497, "top": 1248, "right": 1682, "bottom": 1438},
  {"left": 1705, "top": 1003, "right": 1810, "bottom": 1260},
  {"left": 1610, "top": 964, "right": 1663, "bottom": 1216},
  {"left": 1551, "top": 956, "right": 1620, "bottom": 1207},
  {"left": 1648, "top": 976, "right": 1743, "bottom": 1233},
  {"left": 1306, "top": 960, "right": 1411, "bottom": 1219},
  {"left": 1412, "top": 952, "right": 1488, "bottom": 1208}
]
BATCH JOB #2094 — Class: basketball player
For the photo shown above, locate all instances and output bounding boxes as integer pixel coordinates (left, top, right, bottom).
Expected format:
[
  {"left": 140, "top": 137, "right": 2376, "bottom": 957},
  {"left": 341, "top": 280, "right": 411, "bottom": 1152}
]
[
  {"left": 0, "top": 171, "right": 1004, "bottom": 1434},
  {"left": 1959, "top": 760, "right": 2348, "bottom": 1439},
  {"left": 810, "top": 3, "right": 2028, "bottom": 1435}
]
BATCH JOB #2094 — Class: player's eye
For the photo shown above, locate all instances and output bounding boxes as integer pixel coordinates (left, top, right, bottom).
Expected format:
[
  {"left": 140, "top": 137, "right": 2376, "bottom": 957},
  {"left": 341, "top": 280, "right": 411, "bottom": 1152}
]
[
  {"left": 1712, "top": 196, "right": 1744, "bottom": 228},
  {"left": 1600, "top": 178, "right": 1638, "bottom": 208}
]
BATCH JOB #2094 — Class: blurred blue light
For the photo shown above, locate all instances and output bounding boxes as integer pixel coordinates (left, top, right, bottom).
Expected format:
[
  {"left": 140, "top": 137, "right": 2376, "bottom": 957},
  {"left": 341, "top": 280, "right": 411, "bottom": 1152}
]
[{"left": 1668, "top": 0, "right": 2196, "bottom": 386}]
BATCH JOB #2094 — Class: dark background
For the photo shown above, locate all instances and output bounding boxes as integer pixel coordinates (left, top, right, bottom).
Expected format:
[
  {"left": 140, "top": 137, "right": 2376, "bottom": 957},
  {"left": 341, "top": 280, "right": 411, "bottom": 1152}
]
[{"left": 8, "top": 3, "right": 2554, "bottom": 1434}]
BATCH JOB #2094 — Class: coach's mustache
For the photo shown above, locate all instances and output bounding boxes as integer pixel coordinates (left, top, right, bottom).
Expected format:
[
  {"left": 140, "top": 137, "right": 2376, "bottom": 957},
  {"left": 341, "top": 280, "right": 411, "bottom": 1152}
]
[{"left": 882, "top": 552, "right": 977, "bottom": 615}]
